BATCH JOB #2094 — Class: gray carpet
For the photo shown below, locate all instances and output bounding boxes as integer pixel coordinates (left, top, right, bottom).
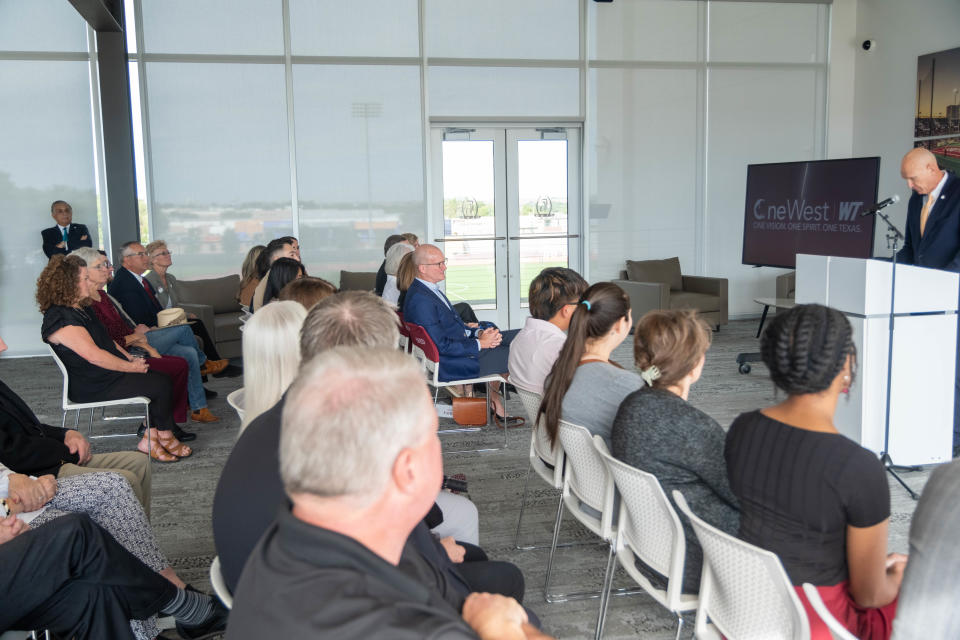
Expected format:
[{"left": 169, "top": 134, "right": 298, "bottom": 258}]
[{"left": 0, "top": 319, "right": 929, "bottom": 639}]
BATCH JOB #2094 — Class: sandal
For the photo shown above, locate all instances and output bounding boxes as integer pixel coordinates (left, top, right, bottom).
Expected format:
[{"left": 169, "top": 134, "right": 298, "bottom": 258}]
[
  {"left": 138, "top": 433, "right": 179, "bottom": 463},
  {"left": 156, "top": 430, "right": 193, "bottom": 458}
]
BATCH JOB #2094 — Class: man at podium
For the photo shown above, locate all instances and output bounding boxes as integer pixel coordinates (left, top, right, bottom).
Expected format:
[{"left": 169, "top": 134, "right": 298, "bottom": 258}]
[{"left": 896, "top": 147, "right": 960, "bottom": 453}]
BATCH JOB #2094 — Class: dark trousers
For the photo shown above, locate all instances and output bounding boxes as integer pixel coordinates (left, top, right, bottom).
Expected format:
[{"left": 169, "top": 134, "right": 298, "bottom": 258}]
[
  {"left": 190, "top": 319, "right": 222, "bottom": 362},
  {"left": 0, "top": 513, "right": 176, "bottom": 640},
  {"left": 87, "top": 370, "right": 177, "bottom": 430},
  {"left": 476, "top": 329, "right": 519, "bottom": 377}
]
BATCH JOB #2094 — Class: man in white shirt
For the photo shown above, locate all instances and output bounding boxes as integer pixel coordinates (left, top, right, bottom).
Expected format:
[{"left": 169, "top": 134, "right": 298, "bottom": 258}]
[{"left": 508, "top": 267, "right": 588, "bottom": 394}]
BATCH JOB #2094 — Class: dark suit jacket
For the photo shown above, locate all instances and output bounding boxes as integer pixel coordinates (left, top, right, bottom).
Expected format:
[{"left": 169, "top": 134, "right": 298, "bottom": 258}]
[
  {"left": 41, "top": 223, "right": 92, "bottom": 258},
  {"left": 402, "top": 279, "right": 481, "bottom": 381},
  {"left": 375, "top": 260, "right": 388, "bottom": 296},
  {"left": 107, "top": 267, "right": 162, "bottom": 327},
  {"left": 0, "top": 378, "right": 78, "bottom": 476},
  {"left": 896, "top": 171, "right": 960, "bottom": 272}
]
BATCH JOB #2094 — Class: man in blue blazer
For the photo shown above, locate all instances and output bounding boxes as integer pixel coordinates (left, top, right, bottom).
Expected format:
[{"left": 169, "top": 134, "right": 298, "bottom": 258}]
[
  {"left": 403, "top": 245, "right": 519, "bottom": 421},
  {"left": 41, "top": 200, "right": 93, "bottom": 258},
  {"left": 896, "top": 148, "right": 960, "bottom": 452}
]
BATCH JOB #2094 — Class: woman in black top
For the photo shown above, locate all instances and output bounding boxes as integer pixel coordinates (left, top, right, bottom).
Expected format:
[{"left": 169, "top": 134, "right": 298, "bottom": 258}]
[
  {"left": 37, "top": 255, "right": 191, "bottom": 462},
  {"left": 611, "top": 309, "right": 738, "bottom": 593},
  {"left": 260, "top": 258, "right": 306, "bottom": 309},
  {"left": 725, "top": 304, "right": 904, "bottom": 640}
]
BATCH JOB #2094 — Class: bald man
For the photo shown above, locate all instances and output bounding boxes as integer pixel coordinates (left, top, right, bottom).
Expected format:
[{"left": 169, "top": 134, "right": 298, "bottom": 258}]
[
  {"left": 896, "top": 148, "right": 960, "bottom": 453},
  {"left": 896, "top": 148, "right": 960, "bottom": 270}
]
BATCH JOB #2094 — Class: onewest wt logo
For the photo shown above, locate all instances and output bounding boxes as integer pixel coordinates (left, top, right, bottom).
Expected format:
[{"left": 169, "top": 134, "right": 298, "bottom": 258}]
[{"left": 837, "top": 201, "right": 864, "bottom": 221}]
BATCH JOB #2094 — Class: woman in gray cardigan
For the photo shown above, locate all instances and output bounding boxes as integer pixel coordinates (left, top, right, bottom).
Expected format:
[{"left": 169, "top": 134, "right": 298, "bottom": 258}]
[
  {"left": 610, "top": 309, "right": 739, "bottom": 594},
  {"left": 145, "top": 239, "right": 231, "bottom": 370}
]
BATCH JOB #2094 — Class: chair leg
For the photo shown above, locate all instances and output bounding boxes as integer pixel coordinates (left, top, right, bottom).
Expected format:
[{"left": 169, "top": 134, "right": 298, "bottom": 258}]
[
  {"left": 674, "top": 612, "right": 684, "bottom": 640},
  {"left": 73, "top": 410, "right": 80, "bottom": 428},
  {"left": 513, "top": 466, "right": 533, "bottom": 549},
  {"left": 595, "top": 543, "right": 618, "bottom": 640},
  {"left": 61, "top": 410, "right": 67, "bottom": 429},
  {"left": 543, "top": 491, "right": 566, "bottom": 601},
  {"left": 88, "top": 407, "right": 95, "bottom": 435}
]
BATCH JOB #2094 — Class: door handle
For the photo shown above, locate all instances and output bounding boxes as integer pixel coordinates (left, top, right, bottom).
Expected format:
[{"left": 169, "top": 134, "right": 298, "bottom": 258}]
[{"left": 507, "top": 234, "right": 580, "bottom": 240}]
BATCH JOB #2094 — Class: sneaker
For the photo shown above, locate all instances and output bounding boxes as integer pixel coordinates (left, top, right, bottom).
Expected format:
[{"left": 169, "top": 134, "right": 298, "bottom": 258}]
[{"left": 175, "top": 597, "right": 229, "bottom": 640}]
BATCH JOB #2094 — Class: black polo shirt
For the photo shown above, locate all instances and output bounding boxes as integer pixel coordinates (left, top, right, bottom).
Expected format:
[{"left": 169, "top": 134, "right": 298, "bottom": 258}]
[{"left": 226, "top": 508, "right": 479, "bottom": 639}]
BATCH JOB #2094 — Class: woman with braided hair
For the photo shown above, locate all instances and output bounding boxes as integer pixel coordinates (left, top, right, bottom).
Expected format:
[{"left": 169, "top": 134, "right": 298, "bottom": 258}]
[
  {"left": 538, "top": 281, "right": 643, "bottom": 449},
  {"left": 725, "top": 304, "right": 904, "bottom": 640}
]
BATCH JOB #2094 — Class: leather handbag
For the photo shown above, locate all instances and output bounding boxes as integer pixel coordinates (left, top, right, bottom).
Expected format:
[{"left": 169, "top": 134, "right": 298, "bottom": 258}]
[{"left": 452, "top": 397, "right": 487, "bottom": 426}]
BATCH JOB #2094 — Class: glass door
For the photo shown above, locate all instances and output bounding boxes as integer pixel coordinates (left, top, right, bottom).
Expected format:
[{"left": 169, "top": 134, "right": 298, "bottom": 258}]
[{"left": 431, "top": 126, "right": 580, "bottom": 329}]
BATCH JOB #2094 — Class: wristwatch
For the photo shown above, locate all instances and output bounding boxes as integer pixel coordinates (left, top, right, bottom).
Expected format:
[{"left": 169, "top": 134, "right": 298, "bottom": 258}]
[{"left": 0, "top": 498, "right": 9, "bottom": 518}]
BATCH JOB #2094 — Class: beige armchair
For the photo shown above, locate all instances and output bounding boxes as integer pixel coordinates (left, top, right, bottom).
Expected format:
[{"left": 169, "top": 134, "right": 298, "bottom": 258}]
[
  {"left": 174, "top": 274, "right": 244, "bottom": 359},
  {"left": 612, "top": 257, "right": 728, "bottom": 328}
]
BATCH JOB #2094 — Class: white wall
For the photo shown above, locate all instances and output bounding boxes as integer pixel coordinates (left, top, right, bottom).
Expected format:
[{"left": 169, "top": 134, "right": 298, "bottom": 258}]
[{"left": 851, "top": 0, "right": 960, "bottom": 254}]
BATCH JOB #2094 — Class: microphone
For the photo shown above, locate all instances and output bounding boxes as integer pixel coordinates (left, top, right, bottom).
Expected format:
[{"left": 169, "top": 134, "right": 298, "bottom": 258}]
[{"left": 861, "top": 194, "right": 900, "bottom": 216}]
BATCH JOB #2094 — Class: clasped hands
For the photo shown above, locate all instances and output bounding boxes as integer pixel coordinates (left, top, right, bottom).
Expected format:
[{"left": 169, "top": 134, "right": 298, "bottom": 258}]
[
  {"left": 7, "top": 473, "right": 57, "bottom": 514},
  {"left": 477, "top": 327, "right": 502, "bottom": 349}
]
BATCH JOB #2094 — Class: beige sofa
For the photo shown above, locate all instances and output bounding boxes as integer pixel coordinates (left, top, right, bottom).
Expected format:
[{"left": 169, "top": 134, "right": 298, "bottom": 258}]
[
  {"left": 174, "top": 274, "right": 244, "bottom": 359},
  {"left": 613, "top": 257, "right": 728, "bottom": 328}
]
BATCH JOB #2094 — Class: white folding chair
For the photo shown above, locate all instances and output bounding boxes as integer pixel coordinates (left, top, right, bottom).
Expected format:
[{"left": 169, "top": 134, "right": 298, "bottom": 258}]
[
  {"left": 513, "top": 386, "right": 568, "bottom": 550},
  {"left": 801, "top": 583, "right": 859, "bottom": 640},
  {"left": 405, "top": 321, "right": 508, "bottom": 452},
  {"left": 0, "top": 632, "right": 50, "bottom": 640},
  {"left": 594, "top": 438, "right": 698, "bottom": 640},
  {"left": 47, "top": 345, "right": 150, "bottom": 441},
  {"left": 672, "top": 490, "right": 810, "bottom": 640},
  {"left": 545, "top": 421, "right": 644, "bottom": 611},
  {"left": 227, "top": 388, "right": 245, "bottom": 423},
  {"left": 209, "top": 556, "right": 233, "bottom": 609}
]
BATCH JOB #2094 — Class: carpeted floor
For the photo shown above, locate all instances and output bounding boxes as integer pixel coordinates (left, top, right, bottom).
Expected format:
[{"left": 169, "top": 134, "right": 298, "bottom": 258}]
[{"left": 0, "top": 319, "right": 930, "bottom": 639}]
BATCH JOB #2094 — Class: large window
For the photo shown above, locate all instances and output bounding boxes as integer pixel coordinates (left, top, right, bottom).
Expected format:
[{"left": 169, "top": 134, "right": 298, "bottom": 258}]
[{"left": 0, "top": 4, "right": 101, "bottom": 356}]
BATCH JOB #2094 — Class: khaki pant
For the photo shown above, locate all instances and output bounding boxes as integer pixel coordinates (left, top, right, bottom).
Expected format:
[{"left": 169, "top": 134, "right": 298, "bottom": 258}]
[{"left": 58, "top": 450, "right": 152, "bottom": 517}]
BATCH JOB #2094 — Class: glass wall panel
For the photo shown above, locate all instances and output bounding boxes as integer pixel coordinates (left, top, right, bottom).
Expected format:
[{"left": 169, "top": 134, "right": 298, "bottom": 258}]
[
  {"left": 0, "top": 0, "right": 88, "bottom": 52},
  {"left": 145, "top": 62, "right": 292, "bottom": 279},
  {"left": 429, "top": 66, "right": 580, "bottom": 118},
  {"left": 292, "top": 64, "right": 424, "bottom": 283},
  {"left": 140, "top": 0, "right": 283, "bottom": 55},
  {"left": 425, "top": 0, "right": 579, "bottom": 60},
  {"left": 588, "top": 0, "right": 700, "bottom": 62},
  {"left": 0, "top": 60, "right": 98, "bottom": 355},
  {"left": 706, "top": 67, "right": 821, "bottom": 312},
  {"left": 709, "top": 2, "right": 823, "bottom": 63},
  {"left": 290, "top": 0, "right": 419, "bottom": 57},
  {"left": 588, "top": 68, "right": 699, "bottom": 281}
]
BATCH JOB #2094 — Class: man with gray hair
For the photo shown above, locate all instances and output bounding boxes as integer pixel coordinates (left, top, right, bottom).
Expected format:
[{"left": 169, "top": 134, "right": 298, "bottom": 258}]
[
  {"left": 227, "top": 348, "right": 544, "bottom": 639},
  {"left": 213, "top": 291, "right": 526, "bottom": 609}
]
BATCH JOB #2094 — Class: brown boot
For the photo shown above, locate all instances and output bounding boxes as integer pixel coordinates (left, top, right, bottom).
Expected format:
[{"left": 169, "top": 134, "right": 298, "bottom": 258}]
[
  {"left": 191, "top": 407, "right": 220, "bottom": 423},
  {"left": 200, "top": 359, "right": 229, "bottom": 376}
]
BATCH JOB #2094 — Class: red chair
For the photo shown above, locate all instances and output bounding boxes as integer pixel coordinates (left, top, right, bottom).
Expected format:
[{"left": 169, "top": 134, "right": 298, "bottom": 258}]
[
  {"left": 395, "top": 310, "right": 411, "bottom": 353},
  {"left": 405, "top": 321, "right": 508, "bottom": 452}
]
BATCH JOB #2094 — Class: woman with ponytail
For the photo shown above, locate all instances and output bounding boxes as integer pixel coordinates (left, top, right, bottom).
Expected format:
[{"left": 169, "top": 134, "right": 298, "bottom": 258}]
[
  {"left": 538, "top": 282, "right": 642, "bottom": 449},
  {"left": 726, "top": 304, "right": 904, "bottom": 640},
  {"left": 611, "top": 309, "right": 739, "bottom": 593}
]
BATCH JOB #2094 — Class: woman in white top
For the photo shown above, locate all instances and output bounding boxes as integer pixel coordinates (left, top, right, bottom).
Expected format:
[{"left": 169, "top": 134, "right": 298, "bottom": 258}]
[{"left": 381, "top": 242, "right": 415, "bottom": 306}]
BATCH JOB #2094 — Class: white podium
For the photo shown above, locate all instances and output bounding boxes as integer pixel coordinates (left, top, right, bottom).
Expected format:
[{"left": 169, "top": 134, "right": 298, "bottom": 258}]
[{"left": 795, "top": 254, "right": 958, "bottom": 466}]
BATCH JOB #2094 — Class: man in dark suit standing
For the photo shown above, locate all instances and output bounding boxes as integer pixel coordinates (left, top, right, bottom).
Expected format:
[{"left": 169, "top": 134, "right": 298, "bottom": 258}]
[
  {"left": 895, "top": 147, "right": 960, "bottom": 453},
  {"left": 41, "top": 200, "right": 93, "bottom": 258}
]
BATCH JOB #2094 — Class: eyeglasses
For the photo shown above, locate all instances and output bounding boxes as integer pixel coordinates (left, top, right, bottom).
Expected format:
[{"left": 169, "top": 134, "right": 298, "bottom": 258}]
[
  {"left": 151, "top": 251, "right": 172, "bottom": 257},
  {"left": 93, "top": 262, "right": 112, "bottom": 270},
  {"left": 424, "top": 259, "right": 448, "bottom": 267},
  {"left": 125, "top": 251, "right": 147, "bottom": 258}
]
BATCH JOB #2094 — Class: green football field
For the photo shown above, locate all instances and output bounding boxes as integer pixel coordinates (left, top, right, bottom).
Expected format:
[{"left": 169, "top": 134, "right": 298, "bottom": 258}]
[{"left": 445, "top": 261, "right": 567, "bottom": 304}]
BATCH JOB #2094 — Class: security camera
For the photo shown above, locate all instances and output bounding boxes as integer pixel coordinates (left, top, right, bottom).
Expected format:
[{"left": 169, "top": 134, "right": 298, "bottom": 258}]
[{"left": 862, "top": 39, "right": 876, "bottom": 52}]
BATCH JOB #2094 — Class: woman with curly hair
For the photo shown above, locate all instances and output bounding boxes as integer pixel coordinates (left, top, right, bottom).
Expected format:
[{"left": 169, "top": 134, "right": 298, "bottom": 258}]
[
  {"left": 37, "top": 255, "right": 192, "bottom": 462},
  {"left": 725, "top": 304, "right": 904, "bottom": 640}
]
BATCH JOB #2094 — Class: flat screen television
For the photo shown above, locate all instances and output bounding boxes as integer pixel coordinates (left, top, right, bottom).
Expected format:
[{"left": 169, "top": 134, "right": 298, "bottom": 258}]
[{"left": 741, "top": 157, "right": 880, "bottom": 269}]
